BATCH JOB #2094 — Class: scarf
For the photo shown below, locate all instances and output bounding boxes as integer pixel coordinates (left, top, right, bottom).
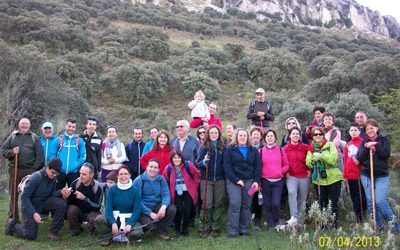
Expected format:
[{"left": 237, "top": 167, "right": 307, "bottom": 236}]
[
  {"left": 308, "top": 139, "right": 328, "bottom": 153},
  {"left": 105, "top": 138, "right": 122, "bottom": 158},
  {"left": 117, "top": 179, "right": 132, "bottom": 190}
]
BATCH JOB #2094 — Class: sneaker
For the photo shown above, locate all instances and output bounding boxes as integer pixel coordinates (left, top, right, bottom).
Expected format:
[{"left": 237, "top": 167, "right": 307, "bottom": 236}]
[
  {"left": 101, "top": 239, "right": 111, "bottom": 246},
  {"left": 287, "top": 216, "right": 298, "bottom": 226},
  {"left": 48, "top": 231, "right": 61, "bottom": 241},
  {"left": 391, "top": 222, "right": 399, "bottom": 234},
  {"left": 5, "top": 218, "right": 16, "bottom": 236},
  {"left": 158, "top": 233, "right": 170, "bottom": 240}
]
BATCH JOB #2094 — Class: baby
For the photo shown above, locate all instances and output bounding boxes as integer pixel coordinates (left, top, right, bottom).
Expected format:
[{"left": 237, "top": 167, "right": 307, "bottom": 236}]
[{"left": 188, "top": 90, "right": 210, "bottom": 129}]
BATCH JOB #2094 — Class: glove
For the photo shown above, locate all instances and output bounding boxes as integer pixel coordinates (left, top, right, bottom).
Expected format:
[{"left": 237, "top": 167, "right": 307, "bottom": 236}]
[{"left": 312, "top": 152, "right": 322, "bottom": 162}]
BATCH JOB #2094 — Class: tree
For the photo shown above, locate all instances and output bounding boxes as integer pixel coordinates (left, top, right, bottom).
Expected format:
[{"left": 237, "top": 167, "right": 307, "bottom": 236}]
[
  {"left": 309, "top": 55, "right": 338, "bottom": 78},
  {"left": 223, "top": 43, "right": 244, "bottom": 62},
  {"left": 181, "top": 72, "right": 221, "bottom": 101}
]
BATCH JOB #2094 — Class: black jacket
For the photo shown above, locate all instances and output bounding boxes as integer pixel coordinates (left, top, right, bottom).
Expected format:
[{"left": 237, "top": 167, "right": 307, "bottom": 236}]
[
  {"left": 246, "top": 100, "right": 274, "bottom": 127},
  {"left": 68, "top": 178, "right": 103, "bottom": 213},
  {"left": 197, "top": 144, "right": 225, "bottom": 181},
  {"left": 80, "top": 131, "right": 102, "bottom": 173},
  {"left": 223, "top": 145, "right": 262, "bottom": 183},
  {"left": 357, "top": 135, "right": 390, "bottom": 178},
  {"left": 124, "top": 140, "right": 146, "bottom": 177}
]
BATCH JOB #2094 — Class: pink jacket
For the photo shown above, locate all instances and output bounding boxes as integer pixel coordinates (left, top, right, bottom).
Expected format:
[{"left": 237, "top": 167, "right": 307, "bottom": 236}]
[
  {"left": 259, "top": 145, "right": 289, "bottom": 179},
  {"left": 162, "top": 161, "right": 200, "bottom": 204},
  {"left": 324, "top": 127, "right": 342, "bottom": 158}
]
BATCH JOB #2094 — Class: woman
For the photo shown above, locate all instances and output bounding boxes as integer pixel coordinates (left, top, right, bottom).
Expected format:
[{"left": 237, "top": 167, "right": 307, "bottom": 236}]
[
  {"left": 250, "top": 127, "right": 263, "bottom": 226},
  {"left": 163, "top": 151, "right": 200, "bottom": 237},
  {"left": 322, "top": 113, "right": 343, "bottom": 171},
  {"left": 140, "top": 131, "right": 173, "bottom": 175},
  {"left": 306, "top": 127, "right": 343, "bottom": 227},
  {"left": 356, "top": 119, "right": 399, "bottom": 233},
  {"left": 283, "top": 127, "right": 310, "bottom": 226},
  {"left": 196, "top": 126, "right": 207, "bottom": 145},
  {"left": 197, "top": 125, "right": 225, "bottom": 237},
  {"left": 101, "top": 126, "right": 127, "bottom": 182},
  {"left": 259, "top": 129, "right": 289, "bottom": 229},
  {"left": 224, "top": 128, "right": 261, "bottom": 237},
  {"left": 281, "top": 117, "right": 308, "bottom": 147},
  {"left": 103, "top": 165, "right": 141, "bottom": 246},
  {"left": 344, "top": 123, "right": 366, "bottom": 223}
]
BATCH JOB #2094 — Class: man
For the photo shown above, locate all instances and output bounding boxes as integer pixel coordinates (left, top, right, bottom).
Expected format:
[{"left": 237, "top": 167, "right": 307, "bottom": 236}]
[
  {"left": 142, "top": 127, "right": 159, "bottom": 155},
  {"left": 40, "top": 122, "right": 59, "bottom": 166},
  {"left": 305, "top": 106, "right": 326, "bottom": 139},
  {"left": 1, "top": 118, "right": 44, "bottom": 222},
  {"left": 133, "top": 159, "right": 176, "bottom": 240},
  {"left": 6, "top": 158, "right": 67, "bottom": 241},
  {"left": 57, "top": 118, "right": 86, "bottom": 189},
  {"left": 80, "top": 116, "right": 102, "bottom": 180},
  {"left": 246, "top": 88, "right": 274, "bottom": 129},
  {"left": 355, "top": 111, "right": 368, "bottom": 139},
  {"left": 171, "top": 120, "right": 199, "bottom": 164},
  {"left": 208, "top": 102, "right": 222, "bottom": 132},
  {"left": 65, "top": 162, "right": 103, "bottom": 236},
  {"left": 125, "top": 128, "right": 146, "bottom": 179}
]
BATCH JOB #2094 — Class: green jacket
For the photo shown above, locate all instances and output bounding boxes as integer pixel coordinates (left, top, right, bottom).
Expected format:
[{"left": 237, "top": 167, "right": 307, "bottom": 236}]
[
  {"left": 1, "top": 131, "right": 44, "bottom": 170},
  {"left": 306, "top": 141, "right": 343, "bottom": 186}
]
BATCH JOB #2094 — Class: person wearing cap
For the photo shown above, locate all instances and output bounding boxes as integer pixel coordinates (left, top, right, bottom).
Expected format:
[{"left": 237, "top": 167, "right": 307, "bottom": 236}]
[
  {"left": 40, "top": 122, "right": 60, "bottom": 166},
  {"left": 5, "top": 158, "right": 67, "bottom": 241},
  {"left": 246, "top": 88, "right": 274, "bottom": 129}
]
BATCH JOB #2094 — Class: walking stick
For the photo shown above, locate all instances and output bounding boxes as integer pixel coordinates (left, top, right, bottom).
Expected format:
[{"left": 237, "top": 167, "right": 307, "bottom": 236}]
[
  {"left": 201, "top": 156, "right": 209, "bottom": 236},
  {"left": 259, "top": 117, "right": 264, "bottom": 134},
  {"left": 12, "top": 153, "right": 19, "bottom": 220},
  {"left": 369, "top": 149, "right": 377, "bottom": 233},
  {"left": 355, "top": 161, "right": 364, "bottom": 222},
  {"left": 247, "top": 188, "right": 262, "bottom": 250}
]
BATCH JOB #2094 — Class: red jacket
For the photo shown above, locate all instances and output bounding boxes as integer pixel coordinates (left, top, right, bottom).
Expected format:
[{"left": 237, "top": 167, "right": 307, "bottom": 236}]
[
  {"left": 162, "top": 162, "right": 200, "bottom": 204},
  {"left": 140, "top": 146, "right": 172, "bottom": 174},
  {"left": 343, "top": 137, "right": 363, "bottom": 179},
  {"left": 208, "top": 114, "right": 222, "bottom": 132},
  {"left": 283, "top": 141, "right": 309, "bottom": 178}
]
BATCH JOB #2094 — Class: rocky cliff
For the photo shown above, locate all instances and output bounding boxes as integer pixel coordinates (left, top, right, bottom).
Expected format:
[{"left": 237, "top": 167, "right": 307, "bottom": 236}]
[{"left": 132, "top": 0, "right": 400, "bottom": 39}]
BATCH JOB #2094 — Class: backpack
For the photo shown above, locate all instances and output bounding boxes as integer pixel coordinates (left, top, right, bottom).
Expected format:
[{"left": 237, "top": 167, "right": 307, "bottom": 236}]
[
  {"left": 74, "top": 178, "right": 100, "bottom": 194},
  {"left": 167, "top": 161, "right": 193, "bottom": 179},
  {"left": 18, "top": 171, "right": 42, "bottom": 193},
  {"left": 58, "top": 134, "right": 80, "bottom": 154},
  {"left": 250, "top": 100, "right": 272, "bottom": 113}
]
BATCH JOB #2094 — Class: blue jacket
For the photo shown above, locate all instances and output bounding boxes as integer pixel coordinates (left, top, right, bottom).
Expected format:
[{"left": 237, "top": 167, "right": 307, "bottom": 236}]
[
  {"left": 40, "top": 135, "right": 59, "bottom": 165},
  {"left": 124, "top": 140, "right": 146, "bottom": 177},
  {"left": 171, "top": 135, "right": 199, "bottom": 165},
  {"left": 57, "top": 133, "right": 86, "bottom": 174},
  {"left": 21, "top": 168, "right": 62, "bottom": 216},
  {"left": 223, "top": 145, "right": 262, "bottom": 183},
  {"left": 133, "top": 172, "right": 170, "bottom": 216},
  {"left": 142, "top": 139, "right": 154, "bottom": 155},
  {"left": 197, "top": 144, "right": 225, "bottom": 181},
  {"left": 105, "top": 184, "right": 141, "bottom": 226}
]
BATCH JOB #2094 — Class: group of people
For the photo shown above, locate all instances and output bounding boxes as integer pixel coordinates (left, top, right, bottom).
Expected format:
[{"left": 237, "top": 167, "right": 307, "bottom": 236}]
[{"left": 1, "top": 87, "right": 399, "bottom": 246}]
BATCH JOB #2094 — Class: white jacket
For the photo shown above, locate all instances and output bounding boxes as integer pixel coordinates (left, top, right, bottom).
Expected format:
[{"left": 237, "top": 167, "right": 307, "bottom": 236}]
[{"left": 188, "top": 100, "right": 210, "bottom": 120}]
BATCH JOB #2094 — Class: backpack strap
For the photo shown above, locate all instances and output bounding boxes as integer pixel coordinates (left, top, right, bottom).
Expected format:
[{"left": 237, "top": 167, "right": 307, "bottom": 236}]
[
  {"left": 167, "top": 162, "right": 193, "bottom": 179},
  {"left": 75, "top": 178, "right": 100, "bottom": 194}
]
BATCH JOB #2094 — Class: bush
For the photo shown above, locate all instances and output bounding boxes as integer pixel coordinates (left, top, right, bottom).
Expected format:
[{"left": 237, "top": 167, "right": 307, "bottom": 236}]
[{"left": 181, "top": 72, "right": 221, "bottom": 101}]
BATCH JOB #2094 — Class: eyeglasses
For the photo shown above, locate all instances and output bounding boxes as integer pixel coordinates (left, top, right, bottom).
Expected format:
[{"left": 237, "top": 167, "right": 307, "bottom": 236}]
[
  {"left": 313, "top": 133, "right": 323, "bottom": 136},
  {"left": 176, "top": 125, "right": 184, "bottom": 128}
]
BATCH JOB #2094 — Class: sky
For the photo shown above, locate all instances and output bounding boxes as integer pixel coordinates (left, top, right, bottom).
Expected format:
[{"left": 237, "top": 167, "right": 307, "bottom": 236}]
[{"left": 356, "top": 0, "right": 400, "bottom": 22}]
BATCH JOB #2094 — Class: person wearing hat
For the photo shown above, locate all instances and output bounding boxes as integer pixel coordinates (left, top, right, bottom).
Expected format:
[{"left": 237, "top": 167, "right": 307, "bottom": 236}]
[
  {"left": 246, "top": 88, "right": 274, "bottom": 129},
  {"left": 5, "top": 158, "right": 67, "bottom": 241},
  {"left": 40, "top": 122, "right": 60, "bottom": 166}
]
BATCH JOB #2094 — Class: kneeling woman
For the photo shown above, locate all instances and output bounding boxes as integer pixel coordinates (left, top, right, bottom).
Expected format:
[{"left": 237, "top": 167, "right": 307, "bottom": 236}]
[
  {"left": 163, "top": 151, "right": 200, "bottom": 236},
  {"left": 104, "top": 165, "right": 141, "bottom": 245},
  {"left": 224, "top": 128, "right": 261, "bottom": 237}
]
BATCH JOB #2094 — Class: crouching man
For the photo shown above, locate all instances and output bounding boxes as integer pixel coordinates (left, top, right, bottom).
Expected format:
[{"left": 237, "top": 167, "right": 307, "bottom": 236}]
[
  {"left": 133, "top": 158, "right": 177, "bottom": 240},
  {"left": 64, "top": 162, "right": 103, "bottom": 236},
  {"left": 5, "top": 158, "right": 66, "bottom": 240}
]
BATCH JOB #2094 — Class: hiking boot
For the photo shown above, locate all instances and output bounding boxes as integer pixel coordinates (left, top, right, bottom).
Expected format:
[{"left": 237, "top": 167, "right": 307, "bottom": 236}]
[
  {"left": 391, "top": 222, "right": 400, "bottom": 234},
  {"left": 287, "top": 216, "right": 298, "bottom": 226},
  {"left": 48, "top": 231, "right": 61, "bottom": 241},
  {"left": 5, "top": 218, "right": 16, "bottom": 236},
  {"left": 69, "top": 229, "right": 80, "bottom": 237},
  {"left": 101, "top": 239, "right": 111, "bottom": 246},
  {"left": 158, "top": 233, "right": 170, "bottom": 240}
]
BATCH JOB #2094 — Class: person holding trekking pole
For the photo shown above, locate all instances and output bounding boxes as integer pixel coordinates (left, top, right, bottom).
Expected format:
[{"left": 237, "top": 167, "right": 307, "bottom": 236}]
[
  {"left": 306, "top": 127, "right": 343, "bottom": 228},
  {"left": 224, "top": 128, "right": 261, "bottom": 237},
  {"left": 197, "top": 125, "right": 226, "bottom": 237},
  {"left": 247, "top": 88, "right": 274, "bottom": 130},
  {"left": 356, "top": 119, "right": 399, "bottom": 233},
  {"left": 2, "top": 118, "right": 44, "bottom": 227}
]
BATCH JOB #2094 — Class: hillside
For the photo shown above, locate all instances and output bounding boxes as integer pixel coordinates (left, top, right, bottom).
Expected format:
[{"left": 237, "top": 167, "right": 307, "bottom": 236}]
[{"left": 0, "top": 0, "right": 399, "bottom": 147}]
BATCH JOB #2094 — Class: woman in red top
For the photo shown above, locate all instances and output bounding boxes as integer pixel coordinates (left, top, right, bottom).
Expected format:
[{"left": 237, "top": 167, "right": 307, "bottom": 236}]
[
  {"left": 343, "top": 123, "right": 366, "bottom": 222},
  {"left": 283, "top": 127, "right": 310, "bottom": 226},
  {"left": 140, "top": 131, "right": 173, "bottom": 175},
  {"left": 163, "top": 150, "right": 200, "bottom": 237}
]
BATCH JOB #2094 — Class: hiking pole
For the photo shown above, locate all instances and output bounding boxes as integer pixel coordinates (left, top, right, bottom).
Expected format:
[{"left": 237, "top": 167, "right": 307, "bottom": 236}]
[
  {"left": 201, "top": 156, "right": 209, "bottom": 236},
  {"left": 12, "top": 153, "right": 19, "bottom": 220},
  {"left": 355, "top": 161, "right": 364, "bottom": 222},
  {"left": 259, "top": 117, "right": 264, "bottom": 134},
  {"left": 247, "top": 187, "right": 262, "bottom": 250},
  {"left": 81, "top": 220, "right": 160, "bottom": 247},
  {"left": 369, "top": 149, "right": 377, "bottom": 233}
]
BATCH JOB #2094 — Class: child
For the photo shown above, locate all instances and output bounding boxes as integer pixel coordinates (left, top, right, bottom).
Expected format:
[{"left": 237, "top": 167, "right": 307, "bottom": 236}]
[
  {"left": 343, "top": 123, "right": 366, "bottom": 222},
  {"left": 188, "top": 90, "right": 210, "bottom": 129},
  {"left": 94, "top": 171, "right": 117, "bottom": 235}
]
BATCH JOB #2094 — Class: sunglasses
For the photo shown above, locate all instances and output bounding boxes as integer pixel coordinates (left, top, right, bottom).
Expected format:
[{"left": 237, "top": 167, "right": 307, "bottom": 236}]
[{"left": 313, "top": 133, "right": 324, "bottom": 136}]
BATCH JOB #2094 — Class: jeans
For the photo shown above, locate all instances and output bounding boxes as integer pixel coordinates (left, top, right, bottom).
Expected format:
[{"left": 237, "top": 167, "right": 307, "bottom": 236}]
[
  {"left": 361, "top": 175, "right": 397, "bottom": 229},
  {"left": 347, "top": 179, "right": 366, "bottom": 222}
]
